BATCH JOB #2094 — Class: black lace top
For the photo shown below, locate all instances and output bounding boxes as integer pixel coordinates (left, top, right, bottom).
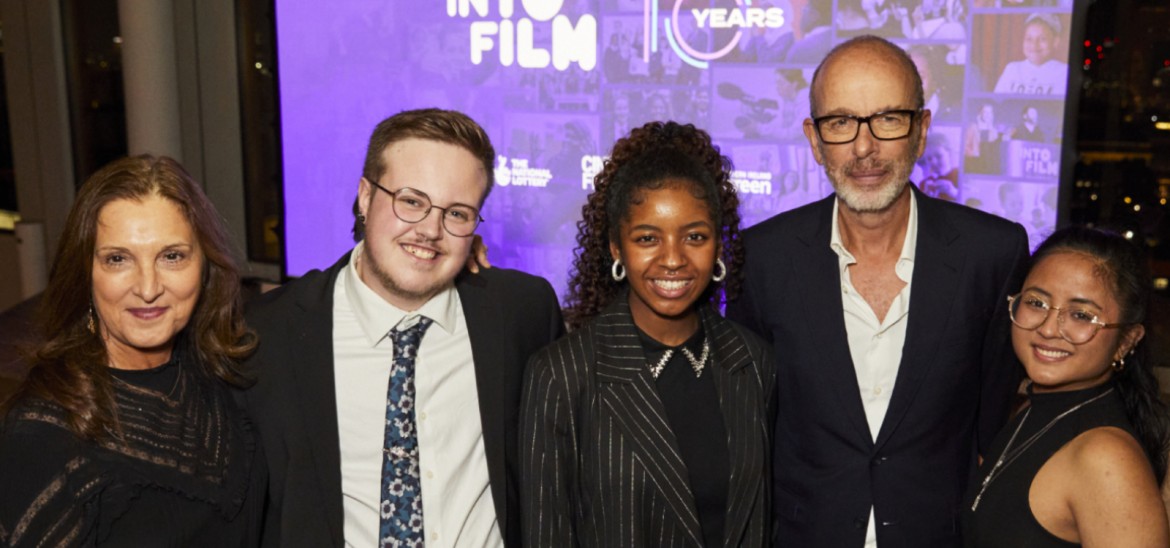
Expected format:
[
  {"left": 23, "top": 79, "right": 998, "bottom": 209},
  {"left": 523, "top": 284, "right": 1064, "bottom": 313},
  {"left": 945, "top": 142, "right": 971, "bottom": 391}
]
[{"left": 0, "top": 355, "right": 265, "bottom": 547}]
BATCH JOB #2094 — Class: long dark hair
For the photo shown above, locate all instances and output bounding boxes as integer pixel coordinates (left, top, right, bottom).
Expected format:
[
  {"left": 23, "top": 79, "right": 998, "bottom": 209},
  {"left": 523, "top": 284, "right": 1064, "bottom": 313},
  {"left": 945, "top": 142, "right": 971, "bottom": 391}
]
[
  {"left": 562, "top": 121, "right": 744, "bottom": 330},
  {"left": 1032, "top": 226, "right": 1170, "bottom": 482},
  {"left": 6, "top": 155, "right": 257, "bottom": 441}
]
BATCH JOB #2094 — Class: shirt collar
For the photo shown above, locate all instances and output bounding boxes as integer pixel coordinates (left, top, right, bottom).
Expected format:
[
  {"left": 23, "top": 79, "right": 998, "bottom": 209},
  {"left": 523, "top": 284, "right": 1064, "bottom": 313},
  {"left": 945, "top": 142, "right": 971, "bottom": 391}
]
[
  {"left": 343, "top": 242, "right": 460, "bottom": 347},
  {"left": 829, "top": 190, "right": 919, "bottom": 283}
]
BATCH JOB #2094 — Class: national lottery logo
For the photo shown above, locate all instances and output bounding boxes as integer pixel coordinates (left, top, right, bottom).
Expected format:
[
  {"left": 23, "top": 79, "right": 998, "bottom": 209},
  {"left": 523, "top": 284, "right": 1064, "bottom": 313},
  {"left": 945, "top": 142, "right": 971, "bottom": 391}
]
[
  {"left": 651, "top": 0, "right": 786, "bottom": 69},
  {"left": 495, "top": 156, "right": 552, "bottom": 187}
]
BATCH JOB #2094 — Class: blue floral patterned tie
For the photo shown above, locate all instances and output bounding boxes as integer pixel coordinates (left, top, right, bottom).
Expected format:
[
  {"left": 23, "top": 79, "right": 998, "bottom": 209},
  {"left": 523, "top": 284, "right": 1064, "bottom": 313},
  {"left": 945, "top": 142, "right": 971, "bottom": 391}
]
[{"left": 380, "top": 317, "right": 433, "bottom": 547}]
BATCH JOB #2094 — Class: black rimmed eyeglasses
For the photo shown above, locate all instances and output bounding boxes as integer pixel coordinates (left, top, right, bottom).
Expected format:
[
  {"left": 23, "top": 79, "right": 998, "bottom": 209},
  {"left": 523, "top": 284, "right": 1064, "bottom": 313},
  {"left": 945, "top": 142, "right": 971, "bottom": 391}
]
[
  {"left": 365, "top": 179, "right": 484, "bottom": 238},
  {"left": 811, "top": 109, "right": 922, "bottom": 144}
]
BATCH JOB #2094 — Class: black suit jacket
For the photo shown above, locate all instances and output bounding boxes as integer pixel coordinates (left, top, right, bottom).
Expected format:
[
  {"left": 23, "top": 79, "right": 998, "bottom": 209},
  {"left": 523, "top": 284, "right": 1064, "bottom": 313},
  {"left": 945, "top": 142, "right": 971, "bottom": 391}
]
[
  {"left": 727, "top": 188, "right": 1029, "bottom": 548},
  {"left": 242, "top": 254, "right": 565, "bottom": 548},
  {"left": 520, "top": 295, "right": 776, "bottom": 547}
]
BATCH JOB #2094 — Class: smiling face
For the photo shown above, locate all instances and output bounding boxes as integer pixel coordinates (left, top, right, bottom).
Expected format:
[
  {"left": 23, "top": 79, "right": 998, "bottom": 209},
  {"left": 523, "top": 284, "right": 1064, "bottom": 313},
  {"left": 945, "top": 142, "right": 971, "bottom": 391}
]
[
  {"left": 610, "top": 183, "right": 718, "bottom": 341},
  {"left": 1022, "top": 21, "right": 1055, "bottom": 66},
  {"left": 910, "top": 51, "right": 935, "bottom": 95},
  {"left": 357, "top": 138, "right": 487, "bottom": 311},
  {"left": 647, "top": 94, "right": 670, "bottom": 121},
  {"left": 1012, "top": 251, "right": 1145, "bottom": 393},
  {"left": 775, "top": 71, "right": 798, "bottom": 100},
  {"left": 1024, "top": 107, "right": 1039, "bottom": 125},
  {"left": 804, "top": 43, "right": 930, "bottom": 213},
  {"left": 91, "top": 195, "right": 203, "bottom": 370}
]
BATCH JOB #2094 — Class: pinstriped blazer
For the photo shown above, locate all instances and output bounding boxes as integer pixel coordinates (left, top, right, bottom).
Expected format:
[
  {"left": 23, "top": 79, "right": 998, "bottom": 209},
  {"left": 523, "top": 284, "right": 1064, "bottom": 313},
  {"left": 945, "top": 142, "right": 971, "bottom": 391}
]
[{"left": 520, "top": 296, "right": 776, "bottom": 547}]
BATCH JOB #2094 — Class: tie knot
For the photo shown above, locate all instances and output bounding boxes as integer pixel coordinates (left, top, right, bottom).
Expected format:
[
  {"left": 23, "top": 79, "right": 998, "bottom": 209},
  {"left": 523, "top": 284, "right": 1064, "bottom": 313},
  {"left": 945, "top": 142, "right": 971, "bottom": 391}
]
[{"left": 390, "top": 316, "right": 433, "bottom": 349}]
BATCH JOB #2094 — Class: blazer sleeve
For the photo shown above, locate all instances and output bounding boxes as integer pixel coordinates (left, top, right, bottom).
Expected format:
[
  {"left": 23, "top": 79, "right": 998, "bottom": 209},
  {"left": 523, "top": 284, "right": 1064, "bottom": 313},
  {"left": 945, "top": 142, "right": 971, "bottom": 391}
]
[
  {"left": 519, "top": 344, "right": 581, "bottom": 548},
  {"left": 726, "top": 247, "right": 770, "bottom": 345},
  {"left": 976, "top": 224, "right": 1029, "bottom": 456}
]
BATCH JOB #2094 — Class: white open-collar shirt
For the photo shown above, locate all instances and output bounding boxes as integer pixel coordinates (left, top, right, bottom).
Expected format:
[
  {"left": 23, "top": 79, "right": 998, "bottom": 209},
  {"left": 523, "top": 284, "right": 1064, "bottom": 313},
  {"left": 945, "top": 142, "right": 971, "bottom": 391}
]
[
  {"left": 830, "top": 192, "right": 919, "bottom": 548},
  {"left": 333, "top": 243, "right": 502, "bottom": 547}
]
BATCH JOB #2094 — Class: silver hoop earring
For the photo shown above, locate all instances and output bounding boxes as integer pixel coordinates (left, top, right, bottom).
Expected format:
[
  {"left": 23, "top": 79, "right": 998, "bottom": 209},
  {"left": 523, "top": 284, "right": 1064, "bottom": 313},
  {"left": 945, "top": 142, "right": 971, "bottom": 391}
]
[
  {"left": 611, "top": 259, "right": 626, "bottom": 282},
  {"left": 712, "top": 258, "right": 727, "bottom": 283}
]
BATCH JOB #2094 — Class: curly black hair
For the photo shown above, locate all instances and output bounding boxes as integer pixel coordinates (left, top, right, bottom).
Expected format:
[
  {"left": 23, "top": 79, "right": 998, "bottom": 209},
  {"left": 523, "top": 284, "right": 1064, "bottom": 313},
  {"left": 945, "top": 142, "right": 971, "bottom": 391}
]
[{"left": 562, "top": 121, "right": 745, "bottom": 330}]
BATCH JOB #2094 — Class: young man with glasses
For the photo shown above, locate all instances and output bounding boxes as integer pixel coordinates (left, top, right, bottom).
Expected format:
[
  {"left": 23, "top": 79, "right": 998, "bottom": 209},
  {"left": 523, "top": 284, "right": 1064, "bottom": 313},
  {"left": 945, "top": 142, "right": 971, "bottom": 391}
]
[
  {"left": 243, "top": 109, "right": 564, "bottom": 548},
  {"left": 727, "top": 36, "right": 1030, "bottom": 547}
]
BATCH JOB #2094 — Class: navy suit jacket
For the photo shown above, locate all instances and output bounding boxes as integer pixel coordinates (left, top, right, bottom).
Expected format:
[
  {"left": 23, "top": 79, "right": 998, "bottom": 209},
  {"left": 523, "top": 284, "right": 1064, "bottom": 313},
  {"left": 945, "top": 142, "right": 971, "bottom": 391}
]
[
  {"left": 241, "top": 254, "right": 565, "bottom": 547},
  {"left": 727, "top": 187, "right": 1029, "bottom": 547}
]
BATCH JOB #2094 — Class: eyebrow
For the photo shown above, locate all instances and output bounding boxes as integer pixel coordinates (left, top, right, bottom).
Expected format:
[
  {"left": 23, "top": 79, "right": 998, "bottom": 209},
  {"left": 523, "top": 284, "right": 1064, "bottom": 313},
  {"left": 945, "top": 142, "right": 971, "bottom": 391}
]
[
  {"left": 396, "top": 186, "right": 481, "bottom": 211},
  {"left": 94, "top": 243, "right": 194, "bottom": 253},
  {"left": 629, "top": 221, "right": 714, "bottom": 232},
  {"left": 1023, "top": 287, "right": 1104, "bottom": 310},
  {"left": 817, "top": 106, "right": 911, "bottom": 117}
]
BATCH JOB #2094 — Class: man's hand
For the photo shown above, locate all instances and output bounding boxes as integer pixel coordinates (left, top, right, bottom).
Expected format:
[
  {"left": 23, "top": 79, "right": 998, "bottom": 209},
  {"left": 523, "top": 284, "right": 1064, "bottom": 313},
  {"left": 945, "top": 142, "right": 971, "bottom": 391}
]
[{"left": 466, "top": 234, "right": 493, "bottom": 273}]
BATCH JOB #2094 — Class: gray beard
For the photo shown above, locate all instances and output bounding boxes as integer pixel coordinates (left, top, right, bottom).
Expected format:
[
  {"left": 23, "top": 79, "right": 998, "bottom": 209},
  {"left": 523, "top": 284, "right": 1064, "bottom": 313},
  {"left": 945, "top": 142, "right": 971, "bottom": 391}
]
[
  {"left": 833, "top": 174, "right": 909, "bottom": 213},
  {"left": 827, "top": 147, "right": 918, "bottom": 213}
]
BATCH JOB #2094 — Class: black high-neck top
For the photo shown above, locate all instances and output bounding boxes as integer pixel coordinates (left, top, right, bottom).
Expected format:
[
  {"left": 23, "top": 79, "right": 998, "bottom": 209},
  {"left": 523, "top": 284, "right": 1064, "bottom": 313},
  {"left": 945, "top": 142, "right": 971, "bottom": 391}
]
[
  {"left": 638, "top": 325, "right": 730, "bottom": 548},
  {"left": 962, "top": 381, "right": 1136, "bottom": 547}
]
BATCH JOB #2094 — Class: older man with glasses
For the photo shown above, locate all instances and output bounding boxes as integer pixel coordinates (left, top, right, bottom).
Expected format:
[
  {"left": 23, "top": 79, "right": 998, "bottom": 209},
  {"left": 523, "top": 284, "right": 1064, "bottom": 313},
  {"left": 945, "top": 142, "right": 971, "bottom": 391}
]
[
  {"left": 242, "top": 108, "right": 565, "bottom": 548},
  {"left": 727, "top": 35, "right": 1030, "bottom": 547}
]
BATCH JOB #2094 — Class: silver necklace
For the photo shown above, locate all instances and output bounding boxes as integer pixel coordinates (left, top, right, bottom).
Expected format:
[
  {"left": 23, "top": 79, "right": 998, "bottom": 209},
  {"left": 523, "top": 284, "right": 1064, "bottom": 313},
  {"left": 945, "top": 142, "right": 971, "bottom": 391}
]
[
  {"left": 970, "top": 387, "right": 1115, "bottom": 511},
  {"left": 648, "top": 338, "right": 710, "bottom": 379}
]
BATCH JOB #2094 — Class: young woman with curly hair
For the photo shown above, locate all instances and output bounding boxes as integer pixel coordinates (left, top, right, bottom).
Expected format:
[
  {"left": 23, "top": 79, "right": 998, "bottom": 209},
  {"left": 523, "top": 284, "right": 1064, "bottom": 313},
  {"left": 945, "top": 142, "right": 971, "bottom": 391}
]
[{"left": 520, "top": 121, "right": 775, "bottom": 547}]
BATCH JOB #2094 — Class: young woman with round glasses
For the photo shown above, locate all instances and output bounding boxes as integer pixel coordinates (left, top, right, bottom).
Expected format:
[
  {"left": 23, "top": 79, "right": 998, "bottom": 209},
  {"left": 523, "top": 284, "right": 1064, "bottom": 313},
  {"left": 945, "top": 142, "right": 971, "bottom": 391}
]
[{"left": 963, "top": 226, "right": 1170, "bottom": 547}]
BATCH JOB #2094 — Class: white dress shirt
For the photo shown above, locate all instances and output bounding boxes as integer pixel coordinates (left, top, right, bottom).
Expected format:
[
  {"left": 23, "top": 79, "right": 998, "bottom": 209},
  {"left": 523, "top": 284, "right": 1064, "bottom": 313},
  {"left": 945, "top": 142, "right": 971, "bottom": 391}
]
[
  {"left": 829, "top": 194, "right": 918, "bottom": 547},
  {"left": 332, "top": 244, "right": 503, "bottom": 548}
]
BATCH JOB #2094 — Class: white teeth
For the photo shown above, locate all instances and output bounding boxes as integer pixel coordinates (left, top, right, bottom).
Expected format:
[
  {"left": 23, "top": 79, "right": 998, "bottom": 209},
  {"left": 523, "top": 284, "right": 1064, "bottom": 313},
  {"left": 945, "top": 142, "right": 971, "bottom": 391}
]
[
  {"left": 404, "top": 245, "right": 436, "bottom": 260},
  {"left": 1036, "top": 347, "right": 1070, "bottom": 359},
  {"left": 653, "top": 280, "right": 689, "bottom": 291}
]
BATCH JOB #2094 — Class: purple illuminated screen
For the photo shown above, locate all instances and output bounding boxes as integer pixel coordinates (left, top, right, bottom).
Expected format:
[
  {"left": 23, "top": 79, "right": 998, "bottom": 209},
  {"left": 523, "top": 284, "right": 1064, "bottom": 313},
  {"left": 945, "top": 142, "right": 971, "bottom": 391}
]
[{"left": 277, "top": 0, "right": 1075, "bottom": 299}]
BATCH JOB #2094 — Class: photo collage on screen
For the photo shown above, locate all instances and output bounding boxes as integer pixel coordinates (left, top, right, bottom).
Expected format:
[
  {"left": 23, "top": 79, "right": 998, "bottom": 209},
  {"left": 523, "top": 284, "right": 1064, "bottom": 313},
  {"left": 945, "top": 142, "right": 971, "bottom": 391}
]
[{"left": 276, "top": 0, "right": 1077, "bottom": 288}]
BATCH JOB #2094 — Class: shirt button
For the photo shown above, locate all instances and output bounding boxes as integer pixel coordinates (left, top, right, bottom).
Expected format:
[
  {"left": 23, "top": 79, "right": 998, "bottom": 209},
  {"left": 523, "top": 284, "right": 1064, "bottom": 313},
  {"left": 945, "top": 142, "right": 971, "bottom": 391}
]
[
  {"left": 418, "top": 412, "right": 427, "bottom": 421},
  {"left": 426, "top": 470, "right": 434, "bottom": 479},
  {"left": 431, "top": 532, "right": 439, "bottom": 541},
  {"left": 873, "top": 386, "right": 883, "bottom": 395}
]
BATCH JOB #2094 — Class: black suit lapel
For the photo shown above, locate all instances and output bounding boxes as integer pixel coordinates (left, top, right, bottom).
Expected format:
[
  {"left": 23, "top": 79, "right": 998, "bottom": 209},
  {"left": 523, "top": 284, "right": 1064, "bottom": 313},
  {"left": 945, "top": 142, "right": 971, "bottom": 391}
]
[
  {"left": 291, "top": 257, "right": 347, "bottom": 542},
  {"left": 593, "top": 298, "right": 705, "bottom": 546},
  {"left": 794, "top": 197, "right": 873, "bottom": 444},
  {"left": 875, "top": 190, "right": 965, "bottom": 449},
  {"left": 703, "top": 310, "right": 763, "bottom": 548},
  {"left": 456, "top": 273, "right": 512, "bottom": 535}
]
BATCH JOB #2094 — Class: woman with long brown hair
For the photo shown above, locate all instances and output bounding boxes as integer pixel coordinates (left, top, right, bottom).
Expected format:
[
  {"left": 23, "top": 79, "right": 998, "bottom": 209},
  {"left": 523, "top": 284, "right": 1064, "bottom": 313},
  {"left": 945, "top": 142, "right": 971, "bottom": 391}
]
[{"left": 0, "top": 155, "right": 264, "bottom": 546}]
